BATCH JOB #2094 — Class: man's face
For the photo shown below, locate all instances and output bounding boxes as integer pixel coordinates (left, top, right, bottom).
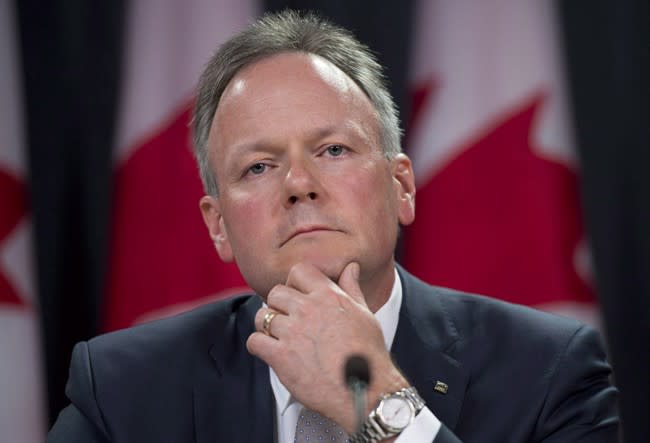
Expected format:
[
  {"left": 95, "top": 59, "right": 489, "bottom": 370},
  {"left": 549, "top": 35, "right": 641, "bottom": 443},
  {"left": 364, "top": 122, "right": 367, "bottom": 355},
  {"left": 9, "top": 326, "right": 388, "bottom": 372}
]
[{"left": 200, "top": 52, "right": 415, "bottom": 299}]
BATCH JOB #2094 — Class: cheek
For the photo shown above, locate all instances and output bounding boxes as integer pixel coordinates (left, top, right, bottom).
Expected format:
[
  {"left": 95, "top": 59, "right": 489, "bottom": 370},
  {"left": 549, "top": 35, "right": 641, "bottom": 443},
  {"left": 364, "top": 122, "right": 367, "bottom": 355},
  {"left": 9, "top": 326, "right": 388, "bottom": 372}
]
[
  {"left": 223, "top": 192, "right": 274, "bottom": 247},
  {"left": 341, "top": 168, "right": 396, "bottom": 232}
]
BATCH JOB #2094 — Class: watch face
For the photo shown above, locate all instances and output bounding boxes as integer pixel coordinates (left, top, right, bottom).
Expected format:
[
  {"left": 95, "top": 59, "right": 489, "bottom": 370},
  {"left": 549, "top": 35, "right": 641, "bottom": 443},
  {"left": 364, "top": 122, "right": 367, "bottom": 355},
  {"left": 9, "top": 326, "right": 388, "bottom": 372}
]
[{"left": 378, "top": 396, "right": 414, "bottom": 430}]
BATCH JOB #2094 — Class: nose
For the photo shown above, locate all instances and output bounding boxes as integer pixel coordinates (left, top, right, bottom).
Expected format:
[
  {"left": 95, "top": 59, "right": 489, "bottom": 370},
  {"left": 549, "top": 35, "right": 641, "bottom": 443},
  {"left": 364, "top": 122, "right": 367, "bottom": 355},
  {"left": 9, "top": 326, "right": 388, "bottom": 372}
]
[{"left": 283, "top": 156, "right": 322, "bottom": 207}]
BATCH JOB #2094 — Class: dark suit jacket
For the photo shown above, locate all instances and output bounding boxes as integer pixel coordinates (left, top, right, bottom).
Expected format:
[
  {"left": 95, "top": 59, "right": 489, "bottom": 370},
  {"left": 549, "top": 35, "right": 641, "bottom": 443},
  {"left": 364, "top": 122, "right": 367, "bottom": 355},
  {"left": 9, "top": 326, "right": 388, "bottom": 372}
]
[{"left": 47, "top": 267, "right": 618, "bottom": 442}]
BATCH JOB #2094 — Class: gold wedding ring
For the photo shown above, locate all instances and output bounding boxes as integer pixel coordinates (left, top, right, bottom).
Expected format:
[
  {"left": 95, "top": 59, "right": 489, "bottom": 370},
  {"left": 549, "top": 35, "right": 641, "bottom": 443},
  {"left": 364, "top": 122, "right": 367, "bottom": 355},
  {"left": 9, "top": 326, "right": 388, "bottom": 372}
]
[{"left": 262, "top": 310, "right": 278, "bottom": 337}]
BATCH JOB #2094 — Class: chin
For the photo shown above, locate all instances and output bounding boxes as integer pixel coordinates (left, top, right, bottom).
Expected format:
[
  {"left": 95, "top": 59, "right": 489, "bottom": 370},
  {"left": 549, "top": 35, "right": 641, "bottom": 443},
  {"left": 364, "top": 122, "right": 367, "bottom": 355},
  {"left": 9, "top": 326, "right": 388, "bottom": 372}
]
[
  {"left": 238, "top": 256, "right": 348, "bottom": 298},
  {"left": 289, "top": 251, "right": 352, "bottom": 281},
  {"left": 313, "top": 260, "right": 347, "bottom": 281}
]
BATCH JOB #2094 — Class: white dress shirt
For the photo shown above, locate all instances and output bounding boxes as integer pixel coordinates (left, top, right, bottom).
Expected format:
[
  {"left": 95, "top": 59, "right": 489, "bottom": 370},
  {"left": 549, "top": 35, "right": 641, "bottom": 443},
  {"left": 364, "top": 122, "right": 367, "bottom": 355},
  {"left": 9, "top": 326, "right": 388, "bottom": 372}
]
[{"left": 269, "top": 268, "right": 441, "bottom": 442}]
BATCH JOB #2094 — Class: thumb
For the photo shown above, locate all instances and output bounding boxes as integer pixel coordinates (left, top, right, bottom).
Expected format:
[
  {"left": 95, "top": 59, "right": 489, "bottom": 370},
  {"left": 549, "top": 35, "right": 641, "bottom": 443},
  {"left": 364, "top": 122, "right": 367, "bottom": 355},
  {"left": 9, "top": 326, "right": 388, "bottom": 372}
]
[{"left": 338, "top": 262, "right": 366, "bottom": 306}]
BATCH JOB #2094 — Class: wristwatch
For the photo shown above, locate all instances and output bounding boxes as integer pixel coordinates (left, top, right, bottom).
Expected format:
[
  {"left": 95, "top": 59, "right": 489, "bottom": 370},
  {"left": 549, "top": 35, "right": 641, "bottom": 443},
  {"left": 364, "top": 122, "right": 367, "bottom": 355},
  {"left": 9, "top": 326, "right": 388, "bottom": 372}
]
[{"left": 350, "top": 386, "right": 425, "bottom": 443}]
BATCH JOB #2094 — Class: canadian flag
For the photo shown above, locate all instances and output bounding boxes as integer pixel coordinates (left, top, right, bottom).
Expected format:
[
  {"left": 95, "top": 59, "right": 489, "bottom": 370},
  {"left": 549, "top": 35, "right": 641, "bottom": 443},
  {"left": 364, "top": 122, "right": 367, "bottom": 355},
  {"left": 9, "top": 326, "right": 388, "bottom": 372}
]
[
  {"left": 105, "top": 0, "right": 257, "bottom": 331},
  {"left": 0, "top": 1, "right": 46, "bottom": 441},
  {"left": 404, "top": 1, "right": 597, "bottom": 325}
]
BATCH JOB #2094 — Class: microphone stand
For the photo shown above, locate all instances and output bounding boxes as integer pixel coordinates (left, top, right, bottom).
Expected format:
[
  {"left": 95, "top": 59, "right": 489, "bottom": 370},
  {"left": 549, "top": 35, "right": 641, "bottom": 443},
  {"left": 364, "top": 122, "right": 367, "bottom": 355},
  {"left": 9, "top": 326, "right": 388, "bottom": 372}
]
[
  {"left": 344, "top": 355, "right": 371, "bottom": 433},
  {"left": 349, "top": 377, "right": 368, "bottom": 433}
]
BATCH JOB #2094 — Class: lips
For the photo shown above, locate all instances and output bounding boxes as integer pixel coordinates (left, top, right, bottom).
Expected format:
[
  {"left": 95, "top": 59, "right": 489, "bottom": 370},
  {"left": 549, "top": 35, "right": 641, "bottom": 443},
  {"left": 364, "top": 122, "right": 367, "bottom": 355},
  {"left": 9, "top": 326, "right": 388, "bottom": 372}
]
[{"left": 281, "top": 225, "right": 341, "bottom": 246}]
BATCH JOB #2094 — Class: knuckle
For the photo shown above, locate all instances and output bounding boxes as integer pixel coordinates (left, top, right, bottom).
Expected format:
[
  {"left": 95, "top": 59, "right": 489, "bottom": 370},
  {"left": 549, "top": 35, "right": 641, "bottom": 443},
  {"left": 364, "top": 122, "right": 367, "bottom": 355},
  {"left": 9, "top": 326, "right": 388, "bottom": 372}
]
[
  {"left": 287, "top": 264, "right": 301, "bottom": 281},
  {"left": 254, "top": 308, "right": 265, "bottom": 324},
  {"left": 292, "top": 297, "right": 307, "bottom": 316},
  {"left": 246, "top": 333, "right": 260, "bottom": 354},
  {"left": 267, "top": 284, "right": 284, "bottom": 305},
  {"left": 285, "top": 319, "right": 300, "bottom": 337}
]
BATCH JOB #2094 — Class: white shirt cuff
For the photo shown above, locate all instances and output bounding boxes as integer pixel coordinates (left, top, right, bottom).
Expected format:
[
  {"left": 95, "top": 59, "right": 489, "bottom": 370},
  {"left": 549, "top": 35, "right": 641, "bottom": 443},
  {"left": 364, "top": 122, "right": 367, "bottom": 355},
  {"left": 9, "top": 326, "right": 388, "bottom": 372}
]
[{"left": 394, "top": 407, "right": 441, "bottom": 442}]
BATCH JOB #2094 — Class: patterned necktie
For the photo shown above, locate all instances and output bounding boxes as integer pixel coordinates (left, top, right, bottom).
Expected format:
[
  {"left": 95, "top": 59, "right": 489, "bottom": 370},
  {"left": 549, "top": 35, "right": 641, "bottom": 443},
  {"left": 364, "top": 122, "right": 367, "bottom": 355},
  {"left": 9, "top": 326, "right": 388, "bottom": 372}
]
[{"left": 294, "top": 407, "right": 350, "bottom": 443}]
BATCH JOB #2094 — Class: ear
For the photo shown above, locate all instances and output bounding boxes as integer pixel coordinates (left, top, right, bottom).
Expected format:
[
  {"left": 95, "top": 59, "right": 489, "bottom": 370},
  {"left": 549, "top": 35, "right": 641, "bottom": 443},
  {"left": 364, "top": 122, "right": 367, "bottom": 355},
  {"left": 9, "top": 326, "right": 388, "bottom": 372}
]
[
  {"left": 391, "top": 154, "right": 416, "bottom": 226},
  {"left": 199, "top": 195, "right": 234, "bottom": 262}
]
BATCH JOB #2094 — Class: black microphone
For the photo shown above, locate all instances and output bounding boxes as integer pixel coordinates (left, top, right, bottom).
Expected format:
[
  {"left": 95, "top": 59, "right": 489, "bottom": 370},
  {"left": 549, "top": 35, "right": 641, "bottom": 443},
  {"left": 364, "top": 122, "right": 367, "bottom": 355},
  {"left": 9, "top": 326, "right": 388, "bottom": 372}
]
[{"left": 344, "top": 354, "right": 371, "bottom": 433}]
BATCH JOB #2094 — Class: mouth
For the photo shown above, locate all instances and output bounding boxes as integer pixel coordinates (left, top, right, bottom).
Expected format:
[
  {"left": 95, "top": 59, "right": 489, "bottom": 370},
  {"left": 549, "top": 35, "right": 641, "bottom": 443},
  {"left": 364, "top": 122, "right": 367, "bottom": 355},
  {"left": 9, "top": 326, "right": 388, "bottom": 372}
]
[{"left": 281, "top": 225, "right": 341, "bottom": 246}]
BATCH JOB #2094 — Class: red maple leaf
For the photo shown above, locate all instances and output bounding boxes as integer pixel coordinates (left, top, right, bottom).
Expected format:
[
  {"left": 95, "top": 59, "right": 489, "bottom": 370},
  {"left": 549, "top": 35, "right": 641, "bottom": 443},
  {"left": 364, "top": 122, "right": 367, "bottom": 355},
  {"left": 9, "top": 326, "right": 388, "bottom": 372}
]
[
  {"left": 0, "top": 168, "right": 28, "bottom": 307},
  {"left": 404, "top": 89, "right": 594, "bottom": 306}
]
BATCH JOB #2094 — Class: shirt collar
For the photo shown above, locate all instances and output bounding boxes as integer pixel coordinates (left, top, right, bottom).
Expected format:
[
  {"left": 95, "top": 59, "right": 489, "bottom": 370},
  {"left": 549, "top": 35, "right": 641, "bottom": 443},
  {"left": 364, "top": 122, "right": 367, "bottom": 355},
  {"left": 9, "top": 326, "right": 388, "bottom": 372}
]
[{"left": 269, "top": 267, "right": 403, "bottom": 415}]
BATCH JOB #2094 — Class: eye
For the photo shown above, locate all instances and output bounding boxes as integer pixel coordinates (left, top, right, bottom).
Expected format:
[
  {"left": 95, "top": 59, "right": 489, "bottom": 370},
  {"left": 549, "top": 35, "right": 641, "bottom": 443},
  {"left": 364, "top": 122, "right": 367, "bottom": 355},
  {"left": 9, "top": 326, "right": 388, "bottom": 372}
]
[
  {"left": 247, "top": 162, "right": 267, "bottom": 175},
  {"left": 325, "top": 144, "right": 346, "bottom": 157}
]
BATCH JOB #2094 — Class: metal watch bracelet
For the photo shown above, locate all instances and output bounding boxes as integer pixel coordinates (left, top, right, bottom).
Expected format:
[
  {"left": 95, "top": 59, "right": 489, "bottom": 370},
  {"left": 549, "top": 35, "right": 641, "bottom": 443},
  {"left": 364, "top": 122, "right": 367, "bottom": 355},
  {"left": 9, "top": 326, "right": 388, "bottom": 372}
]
[{"left": 349, "top": 386, "right": 425, "bottom": 443}]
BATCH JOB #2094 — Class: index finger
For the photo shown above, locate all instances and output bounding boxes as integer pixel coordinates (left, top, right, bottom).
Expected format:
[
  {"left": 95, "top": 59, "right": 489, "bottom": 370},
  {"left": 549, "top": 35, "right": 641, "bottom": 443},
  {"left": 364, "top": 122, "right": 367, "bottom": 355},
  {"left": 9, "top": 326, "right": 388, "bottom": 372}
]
[{"left": 285, "top": 262, "right": 342, "bottom": 296}]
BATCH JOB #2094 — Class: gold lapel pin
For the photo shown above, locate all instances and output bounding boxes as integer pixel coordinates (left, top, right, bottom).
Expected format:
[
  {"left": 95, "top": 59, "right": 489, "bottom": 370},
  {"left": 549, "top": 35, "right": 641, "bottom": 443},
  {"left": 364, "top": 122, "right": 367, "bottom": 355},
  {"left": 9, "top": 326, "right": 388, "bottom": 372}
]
[{"left": 434, "top": 381, "right": 448, "bottom": 394}]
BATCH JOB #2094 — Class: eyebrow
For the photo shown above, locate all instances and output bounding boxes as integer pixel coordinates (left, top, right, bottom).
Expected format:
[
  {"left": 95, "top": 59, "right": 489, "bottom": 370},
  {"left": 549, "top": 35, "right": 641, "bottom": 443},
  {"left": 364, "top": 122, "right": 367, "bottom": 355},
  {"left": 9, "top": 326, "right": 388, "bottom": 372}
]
[{"left": 227, "top": 124, "right": 359, "bottom": 156}]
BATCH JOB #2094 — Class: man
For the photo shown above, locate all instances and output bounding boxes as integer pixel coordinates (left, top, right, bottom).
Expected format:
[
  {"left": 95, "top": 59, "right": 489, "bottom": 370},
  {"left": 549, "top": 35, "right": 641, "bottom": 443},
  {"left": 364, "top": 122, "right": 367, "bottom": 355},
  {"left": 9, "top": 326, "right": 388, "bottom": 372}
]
[{"left": 47, "top": 11, "right": 618, "bottom": 442}]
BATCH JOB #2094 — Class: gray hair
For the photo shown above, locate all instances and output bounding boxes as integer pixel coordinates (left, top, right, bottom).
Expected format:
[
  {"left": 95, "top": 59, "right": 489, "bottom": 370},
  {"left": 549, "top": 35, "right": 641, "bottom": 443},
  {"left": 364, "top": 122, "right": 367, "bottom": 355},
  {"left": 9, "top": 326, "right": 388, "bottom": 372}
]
[{"left": 192, "top": 10, "right": 402, "bottom": 196}]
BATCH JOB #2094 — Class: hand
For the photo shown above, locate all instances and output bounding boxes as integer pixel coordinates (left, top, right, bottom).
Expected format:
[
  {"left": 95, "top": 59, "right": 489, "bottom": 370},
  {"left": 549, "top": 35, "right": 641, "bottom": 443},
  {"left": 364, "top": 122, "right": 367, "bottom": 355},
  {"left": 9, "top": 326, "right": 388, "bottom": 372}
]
[{"left": 246, "top": 262, "right": 409, "bottom": 434}]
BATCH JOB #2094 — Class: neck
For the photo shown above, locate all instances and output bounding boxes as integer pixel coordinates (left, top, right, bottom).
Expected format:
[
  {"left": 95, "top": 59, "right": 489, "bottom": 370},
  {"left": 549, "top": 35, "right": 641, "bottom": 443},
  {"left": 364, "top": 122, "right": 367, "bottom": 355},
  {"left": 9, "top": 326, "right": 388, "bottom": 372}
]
[{"left": 357, "top": 262, "right": 396, "bottom": 313}]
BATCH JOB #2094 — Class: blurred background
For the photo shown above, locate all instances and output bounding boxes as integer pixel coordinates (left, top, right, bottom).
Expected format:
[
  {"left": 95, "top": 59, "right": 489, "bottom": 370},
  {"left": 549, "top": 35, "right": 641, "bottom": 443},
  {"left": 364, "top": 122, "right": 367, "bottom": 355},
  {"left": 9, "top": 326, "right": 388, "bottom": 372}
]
[{"left": 1, "top": 0, "right": 647, "bottom": 441}]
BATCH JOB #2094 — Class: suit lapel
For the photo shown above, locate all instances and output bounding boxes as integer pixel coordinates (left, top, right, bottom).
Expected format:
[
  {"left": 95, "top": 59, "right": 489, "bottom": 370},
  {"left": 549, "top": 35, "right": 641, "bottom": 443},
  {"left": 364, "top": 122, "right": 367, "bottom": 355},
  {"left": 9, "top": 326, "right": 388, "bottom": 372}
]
[
  {"left": 192, "top": 268, "right": 468, "bottom": 441},
  {"left": 392, "top": 267, "right": 469, "bottom": 430},
  {"left": 194, "top": 296, "right": 275, "bottom": 443}
]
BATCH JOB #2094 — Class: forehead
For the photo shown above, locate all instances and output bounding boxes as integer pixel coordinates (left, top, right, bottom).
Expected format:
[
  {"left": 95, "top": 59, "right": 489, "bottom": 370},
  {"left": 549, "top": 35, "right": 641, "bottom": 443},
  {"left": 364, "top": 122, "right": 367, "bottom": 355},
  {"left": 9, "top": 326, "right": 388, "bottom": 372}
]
[
  {"left": 225, "top": 52, "right": 358, "bottom": 102},
  {"left": 209, "top": 52, "right": 380, "bottom": 153}
]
